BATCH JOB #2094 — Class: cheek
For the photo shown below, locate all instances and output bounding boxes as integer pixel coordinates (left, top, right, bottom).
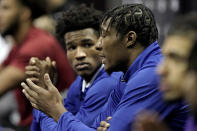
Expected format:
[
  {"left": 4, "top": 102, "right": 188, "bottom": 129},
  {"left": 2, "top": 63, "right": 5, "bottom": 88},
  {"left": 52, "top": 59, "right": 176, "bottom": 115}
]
[
  {"left": 90, "top": 53, "right": 102, "bottom": 65},
  {"left": 67, "top": 53, "right": 74, "bottom": 66}
]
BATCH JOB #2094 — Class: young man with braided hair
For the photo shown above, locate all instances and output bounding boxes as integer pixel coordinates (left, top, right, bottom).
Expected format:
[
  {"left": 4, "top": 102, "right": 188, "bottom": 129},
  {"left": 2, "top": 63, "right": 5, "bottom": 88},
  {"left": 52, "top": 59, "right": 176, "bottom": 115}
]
[{"left": 22, "top": 4, "right": 188, "bottom": 131}]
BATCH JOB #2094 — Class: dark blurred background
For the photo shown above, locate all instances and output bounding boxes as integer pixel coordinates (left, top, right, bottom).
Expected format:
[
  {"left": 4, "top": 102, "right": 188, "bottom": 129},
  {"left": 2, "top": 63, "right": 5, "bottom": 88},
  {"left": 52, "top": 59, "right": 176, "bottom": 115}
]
[{"left": 61, "top": 0, "right": 197, "bottom": 45}]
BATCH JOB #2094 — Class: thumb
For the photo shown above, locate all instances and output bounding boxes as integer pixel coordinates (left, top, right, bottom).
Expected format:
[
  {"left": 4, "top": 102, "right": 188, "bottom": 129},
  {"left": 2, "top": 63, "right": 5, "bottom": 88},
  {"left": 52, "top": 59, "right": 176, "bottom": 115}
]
[
  {"left": 106, "top": 116, "right": 112, "bottom": 122},
  {"left": 44, "top": 73, "right": 54, "bottom": 90}
]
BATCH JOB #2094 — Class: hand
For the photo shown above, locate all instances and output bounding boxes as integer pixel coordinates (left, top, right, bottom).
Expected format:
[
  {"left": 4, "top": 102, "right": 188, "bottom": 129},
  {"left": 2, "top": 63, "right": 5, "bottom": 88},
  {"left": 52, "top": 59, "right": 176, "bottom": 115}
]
[
  {"left": 25, "top": 57, "right": 41, "bottom": 84},
  {"left": 21, "top": 73, "right": 66, "bottom": 122},
  {"left": 25, "top": 57, "right": 57, "bottom": 88},
  {"left": 97, "top": 116, "right": 112, "bottom": 131},
  {"left": 132, "top": 110, "right": 169, "bottom": 131}
]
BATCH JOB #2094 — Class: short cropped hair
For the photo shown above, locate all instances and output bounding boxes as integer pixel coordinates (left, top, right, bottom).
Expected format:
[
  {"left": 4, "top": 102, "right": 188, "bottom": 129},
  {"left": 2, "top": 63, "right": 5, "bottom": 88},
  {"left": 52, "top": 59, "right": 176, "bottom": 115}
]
[
  {"left": 102, "top": 4, "right": 158, "bottom": 47},
  {"left": 56, "top": 4, "right": 102, "bottom": 42}
]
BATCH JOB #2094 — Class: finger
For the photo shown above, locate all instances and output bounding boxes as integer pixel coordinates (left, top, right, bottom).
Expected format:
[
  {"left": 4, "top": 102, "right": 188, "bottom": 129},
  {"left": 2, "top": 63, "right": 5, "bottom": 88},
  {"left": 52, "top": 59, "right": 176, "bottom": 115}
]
[
  {"left": 30, "top": 102, "right": 39, "bottom": 110},
  {"left": 26, "top": 71, "right": 40, "bottom": 77},
  {"left": 100, "top": 121, "right": 106, "bottom": 127},
  {"left": 44, "top": 73, "right": 54, "bottom": 90},
  {"left": 26, "top": 79, "right": 45, "bottom": 94},
  {"left": 102, "top": 127, "right": 108, "bottom": 131},
  {"left": 52, "top": 61, "right": 56, "bottom": 68},
  {"left": 29, "top": 57, "right": 39, "bottom": 65},
  {"left": 25, "top": 66, "right": 40, "bottom": 72},
  {"left": 104, "top": 123, "right": 110, "bottom": 128},
  {"left": 22, "top": 88, "right": 37, "bottom": 104},
  {"left": 28, "top": 77, "right": 39, "bottom": 83},
  {"left": 106, "top": 116, "right": 112, "bottom": 122},
  {"left": 46, "top": 57, "right": 51, "bottom": 62},
  {"left": 21, "top": 82, "right": 38, "bottom": 98},
  {"left": 97, "top": 127, "right": 103, "bottom": 131},
  {"left": 46, "top": 57, "right": 52, "bottom": 67}
]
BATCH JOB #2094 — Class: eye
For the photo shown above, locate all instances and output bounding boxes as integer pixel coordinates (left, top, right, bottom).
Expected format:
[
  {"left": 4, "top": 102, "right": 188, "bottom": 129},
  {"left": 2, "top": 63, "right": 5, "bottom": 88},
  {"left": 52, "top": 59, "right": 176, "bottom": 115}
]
[
  {"left": 83, "top": 43, "right": 93, "bottom": 48},
  {"left": 67, "top": 45, "right": 76, "bottom": 51}
]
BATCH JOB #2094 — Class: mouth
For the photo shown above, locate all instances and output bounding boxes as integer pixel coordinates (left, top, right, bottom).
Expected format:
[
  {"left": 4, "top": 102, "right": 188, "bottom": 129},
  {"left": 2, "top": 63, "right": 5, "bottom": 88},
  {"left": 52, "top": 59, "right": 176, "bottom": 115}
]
[{"left": 75, "top": 62, "right": 90, "bottom": 70}]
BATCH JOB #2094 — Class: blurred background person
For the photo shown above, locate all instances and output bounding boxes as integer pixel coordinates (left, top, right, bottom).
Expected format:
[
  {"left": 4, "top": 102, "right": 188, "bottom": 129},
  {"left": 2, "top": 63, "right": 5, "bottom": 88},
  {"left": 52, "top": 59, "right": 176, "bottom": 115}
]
[
  {"left": 0, "top": 0, "right": 75, "bottom": 130},
  {"left": 0, "top": 35, "right": 12, "bottom": 64},
  {"left": 132, "top": 12, "right": 197, "bottom": 131},
  {"left": 184, "top": 38, "right": 197, "bottom": 131}
]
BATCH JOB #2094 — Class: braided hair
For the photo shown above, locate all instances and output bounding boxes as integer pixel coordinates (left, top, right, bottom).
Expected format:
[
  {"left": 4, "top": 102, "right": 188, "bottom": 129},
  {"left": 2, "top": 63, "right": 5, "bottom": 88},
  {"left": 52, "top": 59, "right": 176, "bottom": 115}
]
[{"left": 102, "top": 4, "right": 158, "bottom": 47}]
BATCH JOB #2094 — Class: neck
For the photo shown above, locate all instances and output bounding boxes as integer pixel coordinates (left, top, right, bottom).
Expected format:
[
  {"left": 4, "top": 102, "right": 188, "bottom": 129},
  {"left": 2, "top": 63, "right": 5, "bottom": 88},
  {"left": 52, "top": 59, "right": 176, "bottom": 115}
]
[
  {"left": 14, "top": 20, "right": 32, "bottom": 44},
  {"left": 83, "top": 65, "right": 102, "bottom": 83},
  {"left": 124, "top": 43, "right": 145, "bottom": 73}
]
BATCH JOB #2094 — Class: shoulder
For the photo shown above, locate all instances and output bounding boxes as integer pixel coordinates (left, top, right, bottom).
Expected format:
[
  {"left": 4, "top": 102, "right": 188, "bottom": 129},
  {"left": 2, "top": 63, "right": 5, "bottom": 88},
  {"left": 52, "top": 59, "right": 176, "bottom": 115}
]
[
  {"left": 126, "top": 67, "right": 159, "bottom": 92},
  {"left": 21, "top": 28, "right": 60, "bottom": 51}
]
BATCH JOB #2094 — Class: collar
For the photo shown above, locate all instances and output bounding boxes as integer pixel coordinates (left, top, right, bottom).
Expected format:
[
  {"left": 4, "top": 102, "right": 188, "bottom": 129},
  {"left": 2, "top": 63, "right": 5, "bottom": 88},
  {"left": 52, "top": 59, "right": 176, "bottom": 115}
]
[
  {"left": 122, "top": 41, "right": 161, "bottom": 82},
  {"left": 82, "top": 64, "right": 104, "bottom": 92}
]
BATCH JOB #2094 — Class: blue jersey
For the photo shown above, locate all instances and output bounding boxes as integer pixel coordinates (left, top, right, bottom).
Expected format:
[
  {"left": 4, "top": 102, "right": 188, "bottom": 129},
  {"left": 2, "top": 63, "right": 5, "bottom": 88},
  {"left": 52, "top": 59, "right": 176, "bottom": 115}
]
[{"left": 30, "top": 68, "right": 121, "bottom": 131}]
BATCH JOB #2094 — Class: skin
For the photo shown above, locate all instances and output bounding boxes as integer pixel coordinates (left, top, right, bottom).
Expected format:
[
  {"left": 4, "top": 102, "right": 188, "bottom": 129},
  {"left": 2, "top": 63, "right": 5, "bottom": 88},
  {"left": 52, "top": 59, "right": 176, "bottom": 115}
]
[
  {"left": 21, "top": 74, "right": 65, "bottom": 122},
  {"left": 0, "top": 0, "right": 32, "bottom": 96},
  {"left": 157, "top": 35, "right": 194, "bottom": 101},
  {"left": 65, "top": 28, "right": 101, "bottom": 82},
  {"left": 25, "top": 57, "right": 57, "bottom": 88},
  {"left": 183, "top": 71, "right": 197, "bottom": 119},
  {"left": 132, "top": 110, "right": 170, "bottom": 131},
  {"left": 0, "top": 0, "right": 32, "bottom": 43},
  {"left": 97, "top": 18, "right": 145, "bottom": 74},
  {"left": 97, "top": 116, "right": 112, "bottom": 131},
  {"left": 21, "top": 28, "right": 102, "bottom": 121},
  {"left": 132, "top": 34, "right": 195, "bottom": 131},
  {"left": 95, "top": 18, "right": 146, "bottom": 130}
]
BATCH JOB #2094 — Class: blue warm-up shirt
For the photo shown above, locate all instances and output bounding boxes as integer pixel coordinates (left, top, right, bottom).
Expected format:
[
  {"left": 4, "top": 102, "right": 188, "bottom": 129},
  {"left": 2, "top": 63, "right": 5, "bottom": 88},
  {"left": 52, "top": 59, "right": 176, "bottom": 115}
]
[
  {"left": 30, "top": 67, "right": 121, "bottom": 131},
  {"left": 32, "top": 42, "right": 189, "bottom": 131}
]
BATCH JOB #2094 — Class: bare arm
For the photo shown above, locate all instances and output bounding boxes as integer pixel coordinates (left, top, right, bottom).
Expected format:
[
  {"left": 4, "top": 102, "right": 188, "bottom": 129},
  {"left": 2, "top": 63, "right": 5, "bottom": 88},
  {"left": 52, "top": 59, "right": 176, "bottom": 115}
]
[{"left": 0, "top": 65, "right": 26, "bottom": 96}]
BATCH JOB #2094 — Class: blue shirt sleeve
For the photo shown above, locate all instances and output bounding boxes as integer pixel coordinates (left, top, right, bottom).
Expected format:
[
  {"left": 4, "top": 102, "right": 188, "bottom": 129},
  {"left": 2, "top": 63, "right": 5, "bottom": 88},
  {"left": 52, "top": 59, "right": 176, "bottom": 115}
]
[
  {"left": 36, "top": 75, "right": 119, "bottom": 131},
  {"left": 64, "top": 76, "right": 82, "bottom": 115}
]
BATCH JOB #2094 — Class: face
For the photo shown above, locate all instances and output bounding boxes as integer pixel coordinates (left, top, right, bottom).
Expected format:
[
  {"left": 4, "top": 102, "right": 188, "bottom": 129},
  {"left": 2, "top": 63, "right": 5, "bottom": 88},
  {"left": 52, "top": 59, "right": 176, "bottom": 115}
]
[
  {"left": 65, "top": 28, "right": 101, "bottom": 81},
  {"left": 157, "top": 35, "right": 193, "bottom": 101},
  {"left": 183, "top": 71, "right": 197, "bottom": 117},
  {"left": 97, "top": 18, "right": 129, "bottom": 74},
  {"left": 0, "top": 0, "right": 21, "bottom": 37}
]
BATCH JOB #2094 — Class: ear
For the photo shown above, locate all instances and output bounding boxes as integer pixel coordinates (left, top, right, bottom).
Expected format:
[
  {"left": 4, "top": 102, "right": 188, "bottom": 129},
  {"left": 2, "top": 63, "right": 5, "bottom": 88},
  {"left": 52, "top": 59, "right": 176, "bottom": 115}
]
[{"left": 126, "top": 31, "right": 137, "bottom": 48}]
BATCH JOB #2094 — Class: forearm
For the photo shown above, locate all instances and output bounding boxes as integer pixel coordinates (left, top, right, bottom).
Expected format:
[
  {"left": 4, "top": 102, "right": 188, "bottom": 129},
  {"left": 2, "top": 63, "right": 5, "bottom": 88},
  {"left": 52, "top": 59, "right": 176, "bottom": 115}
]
[
  {"left": 0, "top": 65, "right": 3, "bottom": 72},
  {"left": 0, "top": 66, "right": 26, "bottom": 95}
]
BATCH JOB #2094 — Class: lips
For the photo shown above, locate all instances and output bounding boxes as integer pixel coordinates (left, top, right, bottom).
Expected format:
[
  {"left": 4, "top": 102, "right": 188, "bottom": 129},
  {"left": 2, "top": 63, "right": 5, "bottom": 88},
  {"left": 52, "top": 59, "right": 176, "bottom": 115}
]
[{"left": 75, "top": 63, "right": 90, "bottom": 70}]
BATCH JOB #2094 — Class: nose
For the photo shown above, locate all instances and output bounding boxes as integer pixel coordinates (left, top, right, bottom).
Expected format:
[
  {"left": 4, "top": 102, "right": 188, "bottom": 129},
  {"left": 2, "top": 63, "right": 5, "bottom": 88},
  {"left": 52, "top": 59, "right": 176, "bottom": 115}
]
[
  {"left": 75, "top": 47, "right": 86, "bottom": 60},
  {"left": 95, "top": 37, "right": 103, "bottom": 51}
]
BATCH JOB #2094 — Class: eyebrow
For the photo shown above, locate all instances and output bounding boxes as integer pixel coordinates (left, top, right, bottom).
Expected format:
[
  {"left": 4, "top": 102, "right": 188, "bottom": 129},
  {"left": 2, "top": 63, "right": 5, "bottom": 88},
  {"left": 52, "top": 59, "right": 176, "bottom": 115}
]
[
  {"left": 66, "top": 42, "right": 73, "bottom": 47},
  {"left": 81, "top": 39, "right": 94, "bottom": 43}
]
